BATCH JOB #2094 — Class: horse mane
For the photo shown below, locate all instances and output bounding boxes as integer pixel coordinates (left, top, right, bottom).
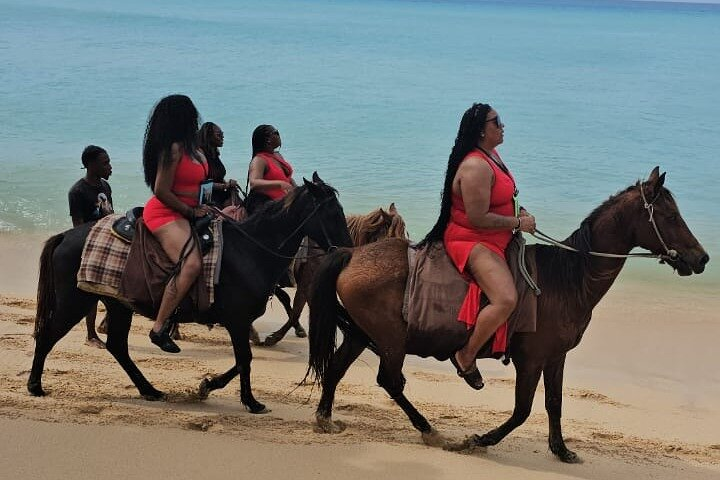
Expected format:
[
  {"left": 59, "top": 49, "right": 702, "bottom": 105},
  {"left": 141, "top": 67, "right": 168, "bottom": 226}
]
[
  {"left": 346, "top": 208, "right": 407, "bottom": 246},
  {"left": 240, "top": 183, "right": 337, "bottom": 229},
  {"left": 534, "top": 182, "right": 652, "bottom": 303}
]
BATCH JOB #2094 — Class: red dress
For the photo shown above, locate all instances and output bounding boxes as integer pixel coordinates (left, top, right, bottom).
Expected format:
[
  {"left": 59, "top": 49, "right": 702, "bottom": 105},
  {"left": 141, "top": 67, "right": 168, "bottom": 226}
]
[
  {"left": 256, "top": 152, "right": 293, "bottom": 200},
  {"left": 443, "top": 148, "right": 516, "bottom": 353},
  {"left": 144, "top": 153, "right": 208, "bottom": 232}
]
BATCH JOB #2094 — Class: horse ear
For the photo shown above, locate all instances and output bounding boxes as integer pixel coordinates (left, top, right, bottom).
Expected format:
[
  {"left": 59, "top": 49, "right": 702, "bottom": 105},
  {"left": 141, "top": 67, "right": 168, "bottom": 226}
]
[
  {"left": 644, "top": 166, "right": 666, "bottom": 199},
  {"left": 388, "top": 202, "right": 397, "bottom": 214},
  {"left": 304, "top": 177, "right": 322, "bottom": 197},
  {"left": 379, "top": 208, "right": 392, "bottom": 223},
  {"left": 312, "top": 171, "right": 322, "bottom": 184}
]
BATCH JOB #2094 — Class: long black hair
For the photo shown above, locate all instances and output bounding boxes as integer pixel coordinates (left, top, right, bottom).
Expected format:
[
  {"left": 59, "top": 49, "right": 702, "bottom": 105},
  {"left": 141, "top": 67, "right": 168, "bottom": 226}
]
[
  {"left": 418, "top": 102, "right": 492, "bottom": 246},
  {"left": 251, "top": 124, "right": 276, "bottom": 158},
  {"left": 198, "top": 121, "right": 226, "bottom": 181},
  {"left": 142, "top": 94, "right": 201, "bottom": 190}
]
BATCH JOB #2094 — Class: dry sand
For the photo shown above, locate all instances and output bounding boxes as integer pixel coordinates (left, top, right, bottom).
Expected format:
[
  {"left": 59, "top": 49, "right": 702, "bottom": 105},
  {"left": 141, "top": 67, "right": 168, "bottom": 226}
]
[{"left": 0, "top": 232, "right": 718, "bottom": 479}]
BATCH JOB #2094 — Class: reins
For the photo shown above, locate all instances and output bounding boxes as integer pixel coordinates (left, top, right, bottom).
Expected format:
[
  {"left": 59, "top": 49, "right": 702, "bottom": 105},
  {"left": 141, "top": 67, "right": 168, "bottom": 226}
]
[
  {"left": 530, "top": 183, "right": 678, "bottom": 262},
  {"left": 209, "top": 195, "right": 338, "bottom": 261}
]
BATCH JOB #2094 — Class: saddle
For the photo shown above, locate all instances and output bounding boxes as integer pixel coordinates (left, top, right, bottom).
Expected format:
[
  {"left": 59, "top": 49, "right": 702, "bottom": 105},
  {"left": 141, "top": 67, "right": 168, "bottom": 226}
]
[
  {"left": 112, "top": 207, "right": 214, "bottom": 255},
  {"left": 402, "top": 235, "right": 539, "bottom": 362}
]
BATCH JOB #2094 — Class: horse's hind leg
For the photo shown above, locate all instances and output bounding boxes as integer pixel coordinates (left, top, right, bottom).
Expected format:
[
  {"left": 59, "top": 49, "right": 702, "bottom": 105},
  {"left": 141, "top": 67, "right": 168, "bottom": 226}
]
[
  {"left": 543, "top": 355, "right": 579, "bottom": 463},
  {"left": 315, "top": 335, "right": 366, "bottom": 433},
  {"left": 28, "top": 294, "right": 95, "bottom": 396},
  {"left": 103, "top": 300, "right": 164, "bottom": 401},
  {"left": 261, "top": 287, "right": 296, "bottom": 347},
  {"left": 376, "top": 353, "right": 442, "bottom": 446},
  {"left": 471, "top": 358, "right": 542, "bottom": 448},
  {"left": 198, "top": 366, "right": 238, "bottom": 399}
]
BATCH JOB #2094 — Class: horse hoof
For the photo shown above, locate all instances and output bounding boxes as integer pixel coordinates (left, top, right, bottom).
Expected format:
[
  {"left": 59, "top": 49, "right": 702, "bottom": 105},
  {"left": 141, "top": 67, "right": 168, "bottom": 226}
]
[
  {"left": 198, "top": 378, "right": 212, "bottom": 399},
  {"left": 294, "top": 326, "right": 307, "bottom": 338},
  {"left": 421, "top": 428, "right": 446, "bottom": 448},
  {"left": 443, "top": 435, "right": 480, "bottom": 452},
  {"left": 262, "top": 333, "right": 282, "bottom": 347},
  {"left": 27, "top": 382, "right": 46, "bottom": 397},
  {"left": 315, "top": 416, "right": 345, "bottom": 434},
  {"left": 472, "top": 433, "right": 497, "bottom": 447},
  {"left": 141, "top": 390, "right": 165, "bottom": 401},
  {"left": 244, "top": 402, "right": 270, "bottom": 414},
  {"left": 556, "top": 448, "right": 581, "bottom": 464},
  {"left": 249, "top": 329, "right": 261, "bottom": 345}
]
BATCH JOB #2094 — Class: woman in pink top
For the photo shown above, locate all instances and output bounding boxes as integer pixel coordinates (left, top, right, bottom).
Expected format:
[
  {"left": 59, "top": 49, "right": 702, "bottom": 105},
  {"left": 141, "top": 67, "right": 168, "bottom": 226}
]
[
  {"left": 246, "top": 125, "right": 296, "bottom": 213},
  {"left": 419, "top": 103, "right": 536, "bottom": 390}
]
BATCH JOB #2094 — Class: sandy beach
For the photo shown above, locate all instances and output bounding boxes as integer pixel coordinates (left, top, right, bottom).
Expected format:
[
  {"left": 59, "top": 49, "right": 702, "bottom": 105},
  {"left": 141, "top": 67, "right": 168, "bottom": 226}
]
[{"left": 1, "top": 232, "right": 718, "bottom": 479}]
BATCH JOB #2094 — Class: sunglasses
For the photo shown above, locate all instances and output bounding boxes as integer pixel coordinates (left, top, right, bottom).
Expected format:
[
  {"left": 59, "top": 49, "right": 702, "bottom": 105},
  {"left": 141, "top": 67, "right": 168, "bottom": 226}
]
[{"left": 486, "top": 116, "right": 503, "bottom": 128}]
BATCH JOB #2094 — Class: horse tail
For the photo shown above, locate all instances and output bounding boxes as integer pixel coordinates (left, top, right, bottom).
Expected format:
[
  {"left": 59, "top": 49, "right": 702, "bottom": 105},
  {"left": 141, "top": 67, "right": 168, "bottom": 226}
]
[
  {"left": 307, "top": 248, "right": 353, "bottom": 385},
  {"left": 35, "top": 233, "right": 64, "bottom": 339}
]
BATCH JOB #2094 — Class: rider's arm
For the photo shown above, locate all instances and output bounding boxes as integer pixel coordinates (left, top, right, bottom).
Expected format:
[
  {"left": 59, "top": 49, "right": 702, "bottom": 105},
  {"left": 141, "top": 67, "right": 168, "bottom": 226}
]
[
  {"left": 248, "top": 156, "right": 291, "bottom": 192},
  {"left": 459, "top": 158, "right": 520, "bottom": 231},
  {"left": 154, "top": 143, "right": 194, "bottom": 219}
]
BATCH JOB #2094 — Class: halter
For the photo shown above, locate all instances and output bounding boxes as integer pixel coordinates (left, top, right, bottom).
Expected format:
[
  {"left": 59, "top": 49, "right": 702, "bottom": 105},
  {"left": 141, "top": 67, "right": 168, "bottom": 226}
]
[
  {"left": 532, "top": 182, "right": 679, "bottom": 262},
  {"left": 210, "top": 194, "right": 340, "bottom": 260}
]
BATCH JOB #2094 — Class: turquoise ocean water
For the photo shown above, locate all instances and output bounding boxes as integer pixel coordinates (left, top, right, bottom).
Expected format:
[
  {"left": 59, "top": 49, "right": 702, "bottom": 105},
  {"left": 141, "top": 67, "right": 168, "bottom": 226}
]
[{"left": 1, "top": 0, "right": 718, "bottom": 286}]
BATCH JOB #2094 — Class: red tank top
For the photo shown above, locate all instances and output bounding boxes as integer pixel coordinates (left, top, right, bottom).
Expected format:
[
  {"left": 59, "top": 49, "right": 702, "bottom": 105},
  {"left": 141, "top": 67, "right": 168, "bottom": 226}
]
[
  {"left": 171, "top": 152, "right": 208, "bottom": 206},
  {"left": 257, "top": 152, "right": 293, "bottom": 200}
]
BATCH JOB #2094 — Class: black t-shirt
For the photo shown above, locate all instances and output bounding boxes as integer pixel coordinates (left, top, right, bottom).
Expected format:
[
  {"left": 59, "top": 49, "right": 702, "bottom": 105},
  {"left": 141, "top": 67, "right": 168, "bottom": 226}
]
[{"left": 68, "top": 178, "right": 114, "bottom": 224}]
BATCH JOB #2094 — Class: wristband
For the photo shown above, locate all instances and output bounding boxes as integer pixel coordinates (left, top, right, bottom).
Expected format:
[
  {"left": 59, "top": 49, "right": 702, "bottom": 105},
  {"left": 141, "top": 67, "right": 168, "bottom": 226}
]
[{"left": 512, "top": 216, "right": 521, "bottom": 234}]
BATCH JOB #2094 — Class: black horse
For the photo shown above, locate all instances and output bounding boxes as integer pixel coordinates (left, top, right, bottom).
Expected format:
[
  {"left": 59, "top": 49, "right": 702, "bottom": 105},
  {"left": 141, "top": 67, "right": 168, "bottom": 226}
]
[{"left": 29, "top": 174, "right": 352, "bottom": 413}]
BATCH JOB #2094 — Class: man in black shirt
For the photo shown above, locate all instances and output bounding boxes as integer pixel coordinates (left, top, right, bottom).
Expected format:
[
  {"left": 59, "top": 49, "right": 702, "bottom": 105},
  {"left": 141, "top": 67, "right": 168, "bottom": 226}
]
[{"left": 68, "top": 145, "right": 114, "bottom": 348}]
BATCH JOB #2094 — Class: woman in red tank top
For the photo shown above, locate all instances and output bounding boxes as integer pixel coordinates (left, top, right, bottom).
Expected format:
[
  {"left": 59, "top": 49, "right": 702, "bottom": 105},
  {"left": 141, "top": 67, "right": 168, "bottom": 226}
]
[
  {"left": 419, "top": 103, "right": 537, "bottom": 390},
  {"left": 246, "top": 124, "right": 296, "bottom": 213},
  {"left": 142, "top": 95, "right": 211, "bottom": 354}
]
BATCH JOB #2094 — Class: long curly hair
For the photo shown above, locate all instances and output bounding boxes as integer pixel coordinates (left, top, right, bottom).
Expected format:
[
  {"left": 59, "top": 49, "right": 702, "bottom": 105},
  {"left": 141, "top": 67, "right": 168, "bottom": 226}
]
[
  {"left": 142, "top": 94, "right": 201, "bottom": 190},
  {"left": 198, "top": 121, "right": 226, "bottom": 181},
  {"left": 418, "top": 102, "right": 492, "bottom": 246}
]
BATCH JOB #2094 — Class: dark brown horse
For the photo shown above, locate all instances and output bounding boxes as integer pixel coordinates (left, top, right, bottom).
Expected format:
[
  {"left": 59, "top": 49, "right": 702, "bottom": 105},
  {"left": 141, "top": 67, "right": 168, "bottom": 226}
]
[
  {"left": 307, "top": 167, "right": 709, "bottom": 462},
  {"left": 261, "top": 203, "right": 408, "bottom": 346}
]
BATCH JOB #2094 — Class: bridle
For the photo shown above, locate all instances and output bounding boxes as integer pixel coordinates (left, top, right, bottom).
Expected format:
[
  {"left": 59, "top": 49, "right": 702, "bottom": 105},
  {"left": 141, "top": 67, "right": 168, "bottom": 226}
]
[
  {"left": 532, "top": 182, "right": 679, "bottom": 262},
  {"left": 210, "top": 195, "right": 340, "bottom": 260}
]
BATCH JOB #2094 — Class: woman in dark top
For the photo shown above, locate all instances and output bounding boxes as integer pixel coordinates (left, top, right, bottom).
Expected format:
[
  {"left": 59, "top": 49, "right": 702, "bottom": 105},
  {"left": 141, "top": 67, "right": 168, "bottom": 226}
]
[{"left": 198, "top": 122, "right": 237, "bottom": 207}]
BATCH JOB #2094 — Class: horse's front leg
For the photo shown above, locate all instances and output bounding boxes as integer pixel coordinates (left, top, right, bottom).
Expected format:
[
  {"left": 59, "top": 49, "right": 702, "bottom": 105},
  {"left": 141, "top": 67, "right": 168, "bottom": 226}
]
[
  {"left": 227, "top": 321, "right": 269, "bottom": 414},
  {"left": 471, "top": 358, "right": 542, "bottom": 448},
  {"left": 544, "top": 355, "right": 579, "bottom": 463},
  {"left": 198, "top": 366, "right": 238, "bottom": 399},
  {"left": 104, "top": 300, "right": 164, "bottom": 401}
]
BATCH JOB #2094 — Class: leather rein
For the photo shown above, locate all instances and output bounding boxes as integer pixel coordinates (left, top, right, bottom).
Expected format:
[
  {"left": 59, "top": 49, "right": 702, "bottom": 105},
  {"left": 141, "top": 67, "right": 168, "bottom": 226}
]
[{"left": 531, "top": 184, "right": 679, "bottom": 262}]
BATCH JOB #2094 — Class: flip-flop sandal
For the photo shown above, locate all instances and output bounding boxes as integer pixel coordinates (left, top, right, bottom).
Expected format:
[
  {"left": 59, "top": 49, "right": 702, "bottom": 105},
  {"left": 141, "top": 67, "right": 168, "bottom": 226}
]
[{"left": 450, "top": 354, "right": 485, "bottom": 390}]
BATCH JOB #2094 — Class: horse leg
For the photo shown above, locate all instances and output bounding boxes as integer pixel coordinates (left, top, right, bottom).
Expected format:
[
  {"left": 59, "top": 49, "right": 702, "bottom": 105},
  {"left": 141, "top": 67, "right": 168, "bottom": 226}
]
[
  {"left": 103, "top": 300, "right": 164, "bottom": 401},
  {"left": 544, "top": 355, "right": 579, "bottom": 463},
  {"left": 376, "top": 353, "right": 443, "bottom": 446},
  {"left": 28, "top": 295, "right": 95, "bottom": 396},
  {"left": 472, "top": 359, "right": 543, "bottom": 448},
  {"left": 315, "top": 336, "right": 366, "bottom": 433},
  {"left": 227, "top": 321, "right": 268, "bottom": 414},
  {"left": 198, "top": 366, "right": 238, "bottom": 399},
  {"left": 263, "top": 287, "right": 306, "bottom": 346}
]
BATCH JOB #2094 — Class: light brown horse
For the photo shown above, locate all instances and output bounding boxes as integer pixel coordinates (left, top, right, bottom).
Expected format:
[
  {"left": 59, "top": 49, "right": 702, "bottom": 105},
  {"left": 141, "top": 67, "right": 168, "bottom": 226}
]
[
  {"left": 307, "top": 167, "right": 709, "bottom": 462},
  {"left": 261, "top": 203, "right": 407, "bottom": 346}
]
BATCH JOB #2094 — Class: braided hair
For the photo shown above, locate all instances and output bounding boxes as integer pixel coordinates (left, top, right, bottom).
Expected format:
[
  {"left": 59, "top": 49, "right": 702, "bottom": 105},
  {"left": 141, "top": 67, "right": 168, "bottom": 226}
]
[
  {"left": 418, "top": 103, "right": 492, "bottom": 246},
  {"left": 251, "top": 124, "right": 277, "bottom": 158},
  {"left": 142, "top": 94, "right": 201, "bottom": 190},
  {"left": 198, "top": 122, "right": 226, "bottom": 181}
]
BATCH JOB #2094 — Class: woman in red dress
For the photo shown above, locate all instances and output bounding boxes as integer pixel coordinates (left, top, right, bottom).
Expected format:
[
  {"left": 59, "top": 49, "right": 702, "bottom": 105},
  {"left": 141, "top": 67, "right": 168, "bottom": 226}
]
[
  {"left": 142, "top": 95, "right": 211, "bottom": 353},
  {"left": 420, "top": 103, "right": 536, "bottom": 390},
  {"left": 245, "top": 125, "right": 296, "bottom": 213}
]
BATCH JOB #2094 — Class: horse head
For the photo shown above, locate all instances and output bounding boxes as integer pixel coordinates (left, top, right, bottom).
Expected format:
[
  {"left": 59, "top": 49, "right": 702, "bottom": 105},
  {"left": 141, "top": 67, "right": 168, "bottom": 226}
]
[
  {"left": 296, "top": 172, "right": 353, "bottom": 250},
  {"left": 633, "top": 166, "right": 709, "bottom": 276}
]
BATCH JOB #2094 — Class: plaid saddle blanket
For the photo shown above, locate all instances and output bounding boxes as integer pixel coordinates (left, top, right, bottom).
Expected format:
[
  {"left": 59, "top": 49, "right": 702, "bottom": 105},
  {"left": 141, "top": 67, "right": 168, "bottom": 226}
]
[{"left": 77, "top": 214, "right": 223, "bottom": 305}]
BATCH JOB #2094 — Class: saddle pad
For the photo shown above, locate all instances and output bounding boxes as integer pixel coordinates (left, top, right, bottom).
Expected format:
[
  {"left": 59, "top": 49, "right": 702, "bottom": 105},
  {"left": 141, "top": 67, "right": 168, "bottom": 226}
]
[
  {"left": 402, "top": 236, "right": 538, "bottom": 361},
  {"left": 77, "top": 215, "right": 223, "bottom": 304}
]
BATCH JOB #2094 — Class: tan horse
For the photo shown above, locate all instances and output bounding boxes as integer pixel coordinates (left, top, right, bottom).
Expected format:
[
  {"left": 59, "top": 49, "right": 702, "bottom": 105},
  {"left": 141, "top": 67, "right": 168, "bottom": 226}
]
[
  {"left": 307, "top": 168, "right": 708, "bottom": 462},
  {"left": 261, "top": 203, "right": 407, "bottom": 346}
]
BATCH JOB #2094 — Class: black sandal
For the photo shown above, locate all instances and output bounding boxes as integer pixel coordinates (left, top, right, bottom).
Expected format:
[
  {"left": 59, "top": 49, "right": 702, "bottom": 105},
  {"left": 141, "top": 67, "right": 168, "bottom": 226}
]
[
  {"left": 450, "top": 354, "right": 485, "bottom": 390},
  {"left": 149, "top": 322, "right": 181, "bottom": 353}
]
